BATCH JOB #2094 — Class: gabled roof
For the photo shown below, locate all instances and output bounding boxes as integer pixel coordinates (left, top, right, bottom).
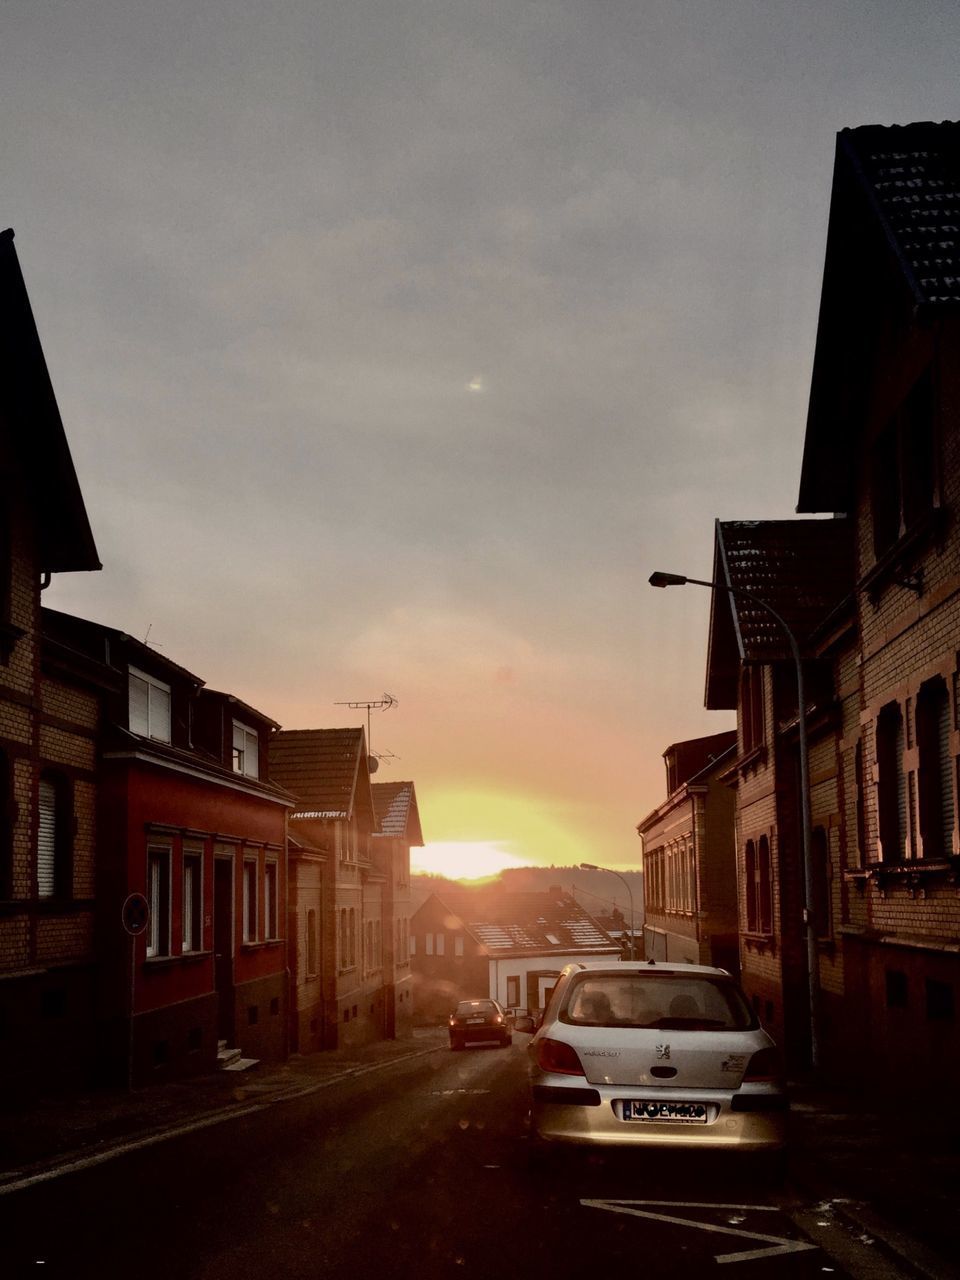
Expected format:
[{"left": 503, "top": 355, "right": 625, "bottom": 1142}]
[
  {"left": 199, "top": 688, "right": 280, "bottom": 731},
  {"left": 424, "top": 888, "right": 620, "bottom": 958},
  {"left": 371, "top": 781, "right": 424, "bottom": 845},
  {"left": 269, "top": 727, "right": 376, "bottom": 825},
  {"left": 705, "top": 518, "right": 853, "bottom": 709},
  {"left": 0, "top": 230, "right": 100, "bottom": 573},
  {"left": 799, "top": 121, "right": 960, "bottom": 512}
]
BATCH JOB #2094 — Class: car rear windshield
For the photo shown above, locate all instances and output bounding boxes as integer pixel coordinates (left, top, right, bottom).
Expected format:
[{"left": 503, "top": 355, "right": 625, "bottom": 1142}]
[
  {"left": 455, "top": 1000, "right": 497, "bottom": 1015},
  {"left": 559, "top": 974, "right": 756, "bottom": 1031}
]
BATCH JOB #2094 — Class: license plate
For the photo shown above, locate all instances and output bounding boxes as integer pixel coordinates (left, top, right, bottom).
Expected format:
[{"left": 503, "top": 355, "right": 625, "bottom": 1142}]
[
  {"left": 623, "top": 1100, "right": 708, "bottom": 1124},
  {"left": 466, "top": 1017, "right": 485, "bottom": 1024}
]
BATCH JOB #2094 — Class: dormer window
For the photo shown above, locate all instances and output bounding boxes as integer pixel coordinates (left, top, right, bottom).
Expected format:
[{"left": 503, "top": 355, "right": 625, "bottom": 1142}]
[
  {"left": 232, "top": 721, "right": 260, "bottom": 778},
  {"left": 129, "top": 667, "right": 171, "bottom": 743}
]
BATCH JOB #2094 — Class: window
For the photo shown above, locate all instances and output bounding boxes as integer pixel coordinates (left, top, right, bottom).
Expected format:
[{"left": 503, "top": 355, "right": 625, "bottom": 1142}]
[
  {"left": 339, "top": 908, "right": 348, "bottom": 969},
  {"left": 740, "top": 667, "right": 764, "bottom": 754},
  {"left": 232, "top": 721, "right": 260, "bottom": 778},
  {"left": 454, "top": 934, "right": 464, "bottom": 957},
  {"left": 506, "top": 975, "right": 520, "bottom": 1007},
  {"left": 886, "top": 969, "right": 908, "bottom": 1009},
  {"left": 854, "top": 740, "right": 866, "bottom": 867},
  {"left": 349, "top": 908, "right": 357, "bottom": 967},
  {"left": 0, "top": 750, "right": 10, "bottom": 898},
  {"left": 182, "top": 851, "right": 202, "bottom": 952},
  {"left": 242, "top": 859, "right": 258, "bottom": 942},
  {"left": 307, "top": 909, "right": 318, "bottom": 977},
  {"left": 365, "top": 920, "right": 374, "bottom": 970},
  {"left": 435, "top": 932, "right": 445, "bottom": 956},
  {"left": 128, "top": 667, "right": 171, "bottom": 743},
  {"left": 745, "top": 837, "right": 772, "bottom": 935},
  {"left": 38, "top": 773, "right": 73, "bottom": 899},
  {"left": 926, "top": 979, "right": 955, "bottom": 1021},
  {"left": 264, "top": 861, "right": 278, "bottom": 938},
  {"left": 877, "top": 702, "right": 907, "bottom": 862},
  {"left": 147, "top": 846, "right": 171, "bottom": 957},
  {"left": 871, "top": 371, "right": 936, "bottom": 559},
  {"left": 916, "top": 677, "right": 954, "bottom": 860},
  {"left": 810, "top": 827, "right": 831, "bottom": 938},
  {"left": 409, "top": 932, "right": 416, "bottom": 957}
]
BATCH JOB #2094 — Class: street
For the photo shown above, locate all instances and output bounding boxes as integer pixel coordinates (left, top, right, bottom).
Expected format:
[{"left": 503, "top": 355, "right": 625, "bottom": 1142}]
[{"left": 1, "top": 1039, "right": 913, "bottom": 1280}]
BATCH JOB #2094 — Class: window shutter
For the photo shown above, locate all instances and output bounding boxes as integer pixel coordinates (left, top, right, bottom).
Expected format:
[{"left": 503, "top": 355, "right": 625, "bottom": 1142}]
[
  {"left": 150, "top": 684, "right": 171, "bottom": 742},
  {"left": 129, "top": 674, "right": 149, "bottom": 735},
  {"left": 38, "top": 779, "right": 56, "bottom": 897}
]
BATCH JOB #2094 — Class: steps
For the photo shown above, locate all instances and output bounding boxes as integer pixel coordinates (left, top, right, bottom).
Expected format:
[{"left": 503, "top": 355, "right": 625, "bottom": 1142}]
[{"left": 217, "top": 1040, "right": 259, "bottom": 1072}]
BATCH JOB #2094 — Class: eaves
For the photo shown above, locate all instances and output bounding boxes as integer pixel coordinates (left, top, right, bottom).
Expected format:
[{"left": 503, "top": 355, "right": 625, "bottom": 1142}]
[{"left": 102, "top": 749, "right": 295, "bottom": 808}]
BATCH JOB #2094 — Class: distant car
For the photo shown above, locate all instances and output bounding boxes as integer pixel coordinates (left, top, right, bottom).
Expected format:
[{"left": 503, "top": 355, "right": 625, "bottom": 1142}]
[
  {"left": 520, "top": 961, "right": 787, "bottom": 1153},
  {"left": 449, "top": 998, "right": 512, "bottom": 1050}
]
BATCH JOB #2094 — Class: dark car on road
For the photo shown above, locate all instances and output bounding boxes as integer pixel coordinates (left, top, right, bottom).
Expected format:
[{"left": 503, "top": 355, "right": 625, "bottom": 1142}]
[{"left": 449, "top": 998, "right": 513, "bottom": 1050}]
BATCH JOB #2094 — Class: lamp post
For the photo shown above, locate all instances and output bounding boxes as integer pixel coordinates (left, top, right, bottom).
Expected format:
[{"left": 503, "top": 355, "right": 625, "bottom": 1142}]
[
  {"left": 580, "top": 862, "right": 636, "bottom": 960},
  {"left": 648, "top": 570, "right": 819, "bottom": 1070}
]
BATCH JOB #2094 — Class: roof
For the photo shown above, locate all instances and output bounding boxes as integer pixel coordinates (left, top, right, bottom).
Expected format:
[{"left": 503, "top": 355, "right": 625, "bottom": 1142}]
[
  {"left": 799, "top": 121, "right": 960, "bottom": 512},
  {"left": 0, "top": 229, "right": 100, "bottom": 573},
  {"left": 371, "top": 781, "right": 424, "bottom": 845},
  {"left": 199, "top": 689, "right": 280, "bottom": 731},
  {"left": 704, "top": 518, "right": 853, "bottom": 709},
  {"left": 424, "top": 889, "right": 621, "bottom": 958},
  {"left": 269, "top": 727, "right": 375, "bottom": 824},
  {"left": 41, "top": 608, "right": 206, "bottom": 688}
]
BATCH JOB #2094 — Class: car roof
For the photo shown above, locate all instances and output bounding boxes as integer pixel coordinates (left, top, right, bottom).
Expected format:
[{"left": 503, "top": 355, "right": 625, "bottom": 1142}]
[{"left": 564, "top": 961, "right": 731, "bottom": 978}]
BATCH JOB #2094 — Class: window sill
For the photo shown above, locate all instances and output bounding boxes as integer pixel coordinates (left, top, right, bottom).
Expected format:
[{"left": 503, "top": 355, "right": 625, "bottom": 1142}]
[
  {"left": 240, "top": 938, "right": 282, "bottom": 951},
  {"left": 742, "top": 932, "right": 776, "bottom": 954},
  {"left": 145, "top": 949, "right": 213, "bottom": 966},
  {"left": 734, "top": 744, "right": 767, "bottom": 777},
  {"left": 851, "top": 857, "right": 960, "bottom": 894},
  {"left": 859, "top": 507, "right": 946, "bottom": 603}
]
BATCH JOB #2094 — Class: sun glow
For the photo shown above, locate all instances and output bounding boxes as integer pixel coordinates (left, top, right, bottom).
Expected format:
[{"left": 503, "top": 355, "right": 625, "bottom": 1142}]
[
  {"left": 412, "top": 840, "right": 534, "bottom": 882},
  {"left": 411, "top": 786, "right": 588, "bottom": 881}
]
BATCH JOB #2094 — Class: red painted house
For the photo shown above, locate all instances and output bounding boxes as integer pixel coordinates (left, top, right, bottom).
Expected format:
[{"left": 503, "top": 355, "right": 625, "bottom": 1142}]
[{"left": 41, "top": 609, "right": 292, "bottom": 1084}]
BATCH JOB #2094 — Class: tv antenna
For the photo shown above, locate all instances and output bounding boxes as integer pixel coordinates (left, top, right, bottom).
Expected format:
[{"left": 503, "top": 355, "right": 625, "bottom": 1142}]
[{"left": 334, "top": 693, "right": 397, "bottom": 773}]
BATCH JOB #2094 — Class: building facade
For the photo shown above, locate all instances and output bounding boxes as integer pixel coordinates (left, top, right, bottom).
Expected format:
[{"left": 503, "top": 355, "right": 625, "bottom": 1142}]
[
  {"left": 0, "top": 229, "right": 103, "bottom": 1090},
  {"left": 637, "top": 730, "right": 738, "bottom": 973}
]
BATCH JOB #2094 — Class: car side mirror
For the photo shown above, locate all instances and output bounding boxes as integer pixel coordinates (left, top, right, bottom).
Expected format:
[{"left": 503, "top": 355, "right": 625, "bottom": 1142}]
[{"left": 514, "top": 1015, "right": 537, "bottom": 1034}]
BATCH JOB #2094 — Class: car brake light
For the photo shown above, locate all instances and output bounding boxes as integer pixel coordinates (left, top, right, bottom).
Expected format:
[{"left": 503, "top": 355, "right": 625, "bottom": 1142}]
[
  {"left": 536, "top": 1038, "right": 585, "bottom": 1076},
  {"left": 494, "top": 1015, "right": 503, "bottom": 1024},
  {"left": 742, "top": 1047, "right": 781, "bottom": 1082}
]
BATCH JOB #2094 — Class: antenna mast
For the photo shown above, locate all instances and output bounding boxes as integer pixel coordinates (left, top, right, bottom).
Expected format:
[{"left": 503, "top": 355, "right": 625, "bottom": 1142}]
[{"left": 334, "top": 693, "right": 398, "bottom": 771}]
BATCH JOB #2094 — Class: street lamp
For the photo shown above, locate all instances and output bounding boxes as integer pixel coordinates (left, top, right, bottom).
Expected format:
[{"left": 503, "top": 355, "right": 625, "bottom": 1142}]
[
  {"left": 649, "top": 569, "right": 820, "bottom": 1069},
  {"left": 580, "top": 862, "right": 636, "bottom": 960}
]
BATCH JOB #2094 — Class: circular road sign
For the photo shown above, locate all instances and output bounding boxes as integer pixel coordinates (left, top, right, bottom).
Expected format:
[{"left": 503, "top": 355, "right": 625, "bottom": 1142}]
[{"left": 122, "top": 892, "right": 150, "bottom": 936}]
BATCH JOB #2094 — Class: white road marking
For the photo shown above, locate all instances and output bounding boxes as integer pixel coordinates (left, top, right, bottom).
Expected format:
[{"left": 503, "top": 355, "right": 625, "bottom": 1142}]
[{"left": 581, "top": 1200, "right": 818, "bottom": 1265}]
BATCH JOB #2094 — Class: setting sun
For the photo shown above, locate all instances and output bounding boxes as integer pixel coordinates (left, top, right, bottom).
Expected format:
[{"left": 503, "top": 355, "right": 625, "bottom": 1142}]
[{"left": 412, "top": 840, "right": 533, "bottom": 881}]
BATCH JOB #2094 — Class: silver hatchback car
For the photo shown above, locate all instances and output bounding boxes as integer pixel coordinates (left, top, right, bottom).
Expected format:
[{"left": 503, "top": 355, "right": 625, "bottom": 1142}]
[{"left": 521, "top": 961, "right": 787, "bottom": 1152}]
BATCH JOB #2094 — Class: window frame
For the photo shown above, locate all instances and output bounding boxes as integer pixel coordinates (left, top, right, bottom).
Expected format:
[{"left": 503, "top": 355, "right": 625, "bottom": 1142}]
[
  {"left": 232, "top": 720, "right": 260, "bottom": 779},
  {"left": 182, "top": 847, "right": 203, "bottom": 953},
  {"left": 128, "top": 665, "right": 172, "bottom": 743},
  {"left": 147, "top": 844, "right": 172, "bottom": 958},
  {"left": 264, "top": 860, "right": 279, "bottom": 939},
  {"left": 242, "top": 856, "right": 259, "bottom": 944}
]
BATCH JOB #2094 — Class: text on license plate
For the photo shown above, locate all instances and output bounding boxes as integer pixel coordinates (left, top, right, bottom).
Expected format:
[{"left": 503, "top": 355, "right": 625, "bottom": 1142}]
[
  {"left": 623, "top": 1101, "right": 708, "bottom": 1124},
  {"left": 466, "top": 1017, "right": 485, "bottom": 1023}
]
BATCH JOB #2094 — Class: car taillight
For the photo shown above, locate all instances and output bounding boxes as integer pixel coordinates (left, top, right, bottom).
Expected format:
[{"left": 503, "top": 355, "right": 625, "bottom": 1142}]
[
  {"left": 535, "top": 1038, "right": 585, "bottom": 1076},
  {"left": 494, "top": 1015, "right": 503, "bottom": 1024},
  {"left": 742, "top": 1047, "right": 781, "bottom": 1082}
]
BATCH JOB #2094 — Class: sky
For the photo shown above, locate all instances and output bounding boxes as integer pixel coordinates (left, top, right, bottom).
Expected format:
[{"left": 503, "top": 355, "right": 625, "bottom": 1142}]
[{"left": 7, "top": 0, "right": 959, "bottom": 878}]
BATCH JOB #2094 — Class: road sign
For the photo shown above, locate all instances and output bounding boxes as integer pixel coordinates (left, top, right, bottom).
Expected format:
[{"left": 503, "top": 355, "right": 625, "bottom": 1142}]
[{"left": 122, "top": 892, "right": 150, "bottom": 936}]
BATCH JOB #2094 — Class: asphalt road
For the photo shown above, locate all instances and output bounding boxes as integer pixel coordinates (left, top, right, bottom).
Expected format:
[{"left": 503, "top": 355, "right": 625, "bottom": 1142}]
[{"left": 2, "top": 1040, "right": 907, "bottom": 1280}]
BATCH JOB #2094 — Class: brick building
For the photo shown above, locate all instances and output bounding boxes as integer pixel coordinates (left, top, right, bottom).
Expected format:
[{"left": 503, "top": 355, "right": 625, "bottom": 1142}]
[
  {"left": 0, "top": 229, "right": 103, "bottom": 1090},
  {"left": 269, "top": 727, "right": 391, "bottom": 1050},
  {"left": 637, "top": 729, "right": 738, "bottom": 973},
  {"left": 795, "top": 121, "right": 960, "bottom": 1085},
  {"left": 683, "top": 121, "right": 960, "bottom": 1082},
  {"left": 371, "top": 780, "right": 422, "bottom": 1038}
]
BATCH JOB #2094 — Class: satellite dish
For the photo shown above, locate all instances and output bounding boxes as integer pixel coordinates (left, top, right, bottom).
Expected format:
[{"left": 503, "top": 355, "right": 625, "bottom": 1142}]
[{"left": 368, "top": 755, "right": 379, "bottom": 774}]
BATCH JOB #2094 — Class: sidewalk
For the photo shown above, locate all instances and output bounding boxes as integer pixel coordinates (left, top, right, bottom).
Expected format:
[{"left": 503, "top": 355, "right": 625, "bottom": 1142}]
[
  {"left": 2, "top": 1042, "right": 957, "bottom": 1279},
  {"left": 786, "top": 1080, "right": 959, "bottom": 1280},
  {"left": 0, "top": 1026, "right": 449, "bottom": 1192}
]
